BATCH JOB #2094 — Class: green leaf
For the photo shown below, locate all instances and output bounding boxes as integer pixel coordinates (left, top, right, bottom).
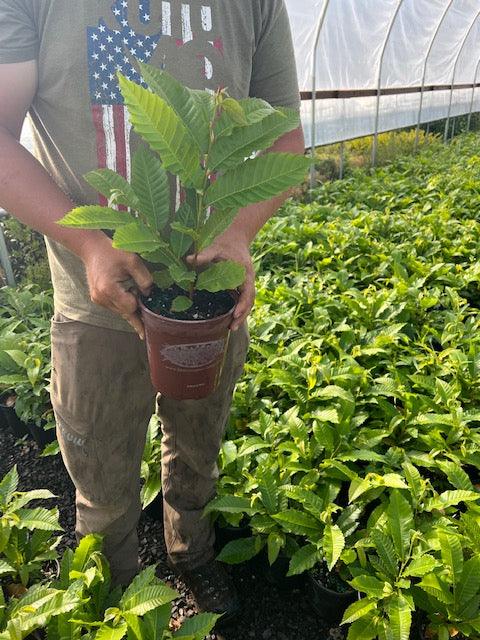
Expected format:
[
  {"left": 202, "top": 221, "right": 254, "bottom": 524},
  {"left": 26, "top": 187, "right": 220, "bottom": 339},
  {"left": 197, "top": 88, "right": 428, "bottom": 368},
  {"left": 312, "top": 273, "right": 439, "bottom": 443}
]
[
  {"left": 347, "top": 612, "right": 378, "bottom": 640},
  {"left": 439, "top": 531, "right": 463, "bottom": 586},
  {"left": 169, "top": 264, "right": 196, "bottom": 289},
  {"left": 258, "top": 468, "right": 278, "bottom": 514},
  {"left": 437, "top": 461, "right": 474, "bottom": 491},
  {"left": 216, "top": 537, "right": 261, "bottom": 564},
  {"left": 58, "top": 206, "right": 132, "bottom": 229},
  {"left": 457, "top": 556, "right": 480, "bottom": 606},
  {"left": 209, "top": 108, "right": 300, "bottom": 171},
  {"left": 403, "top": 554, "right": 437, "bottom": 577},
  {"left": 349, "top": 575, "right": 392, "bottom": 599},
  {"left": 387, "top": 595, "right": 412, "bottom": 640},
  {"left": 272, "top": 510, "right": 322, "bottom": 537},
  {"left": 84, "top": 169, "right": 140, "bottom": 210},
  {"left": 118, "top": 74, "right": 199, "bottom": 183},
  {"left": 171, "top": 296, "right": 193, "bottom": 313},
  {"left": 71, "top": 533, "right": 103, "bottom": 573},
  {"left": 387, "top": 490, "right": 413, "bottom": 562},
  {"left": 121, "top": 585, "right": 178, "bottom": 615},
  {"left": 267, "top": 532, "right": 284, "bottom": 566},
  {"left": 4, "top": 349, "right": 26, "bottom": 368},
  {"left": 173, "top": 612, "right": 222, "bottom": 638},
  {"left": 323, "top": 524, "right": 345, "bottom": 571},
  {"left": 95, "top": 623, "right": 128, "bottom": 640},
  {"left": 112, "top": 221, "right": 162, "bottom": 254},
  {"left": 143, "top": 605, "right": 172, "bottom": 639},
  {"left": 222, "top": 97, "right": 248, "bottom": 126},
  {"left": 197, "top": 209, "right": 239, "bottom": 252},
  {"left": 132, "top": 148, "right": 170, "bottom": 232},
  {"left": 152, "top": 270, "right": 174, "bottom": 289},
  {"left": 204, "top": 495, "right": 256, "bottom": 516},
  {"left": 418, "top": 573, "right": 454, "bottom": 604},
  {"left": 196, "top": 261, "right": 246, "bottom": 293},
  {"left": 170, "top": 203, "right": 196, "bottom": 258},
  {"left": 16, "top": 507, "right": 61, "bottom": 531},
  {"left": 341, "top": 599, "right": 376, "bottom": 625},
  {"left": 370, "top": 529, "right": 398, "bottom": 578},
  {"left": 427, "top": 490, "right": 480, "bottom": 511},
  {"left": 9, "top": 489, "right": 56, "bottom": 511},
  {"left": 205, "top": 153, "right": 310, "bottom": 211},
  {"left": 0, "top": 559, "right": 14, "bottom": 577},
  {"left": 281, "top": 485, "right": 324, "bottom": 520},
  {"left": 0, "top": 466, "right": 19, "bottom": 508},
  {"left": 287, "top": 544, "right": 319, "bottom": 576},
  {"left": 138, "top": 64, "right": 209, "bottom": 152}
]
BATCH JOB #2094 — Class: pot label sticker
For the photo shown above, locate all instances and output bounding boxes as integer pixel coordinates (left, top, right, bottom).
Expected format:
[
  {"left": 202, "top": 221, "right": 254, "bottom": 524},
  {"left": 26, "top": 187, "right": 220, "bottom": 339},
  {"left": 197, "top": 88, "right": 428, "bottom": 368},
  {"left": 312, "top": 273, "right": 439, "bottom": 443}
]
[{"left": 160, "top": 339, "right": 226, "bottom": 369}]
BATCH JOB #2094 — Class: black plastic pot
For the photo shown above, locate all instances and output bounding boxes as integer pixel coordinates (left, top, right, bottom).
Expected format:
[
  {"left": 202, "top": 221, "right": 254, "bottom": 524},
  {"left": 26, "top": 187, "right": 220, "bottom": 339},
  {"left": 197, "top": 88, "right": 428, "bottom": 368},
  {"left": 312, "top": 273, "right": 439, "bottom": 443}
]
[
  {"left": 306, "top": 570, "right": 357, "bottom": 624},
  {"left": 0, "top": 395, "right": 29, "bottom": 439},
  {"left": 27, "top": 421, "right": 57, "bottom": 449},
  {"left": 263, "top": 553, "right": 305, "bottom": 592},
  {"left": 214, "top": 521, "right": 251, "bottom": 552}
]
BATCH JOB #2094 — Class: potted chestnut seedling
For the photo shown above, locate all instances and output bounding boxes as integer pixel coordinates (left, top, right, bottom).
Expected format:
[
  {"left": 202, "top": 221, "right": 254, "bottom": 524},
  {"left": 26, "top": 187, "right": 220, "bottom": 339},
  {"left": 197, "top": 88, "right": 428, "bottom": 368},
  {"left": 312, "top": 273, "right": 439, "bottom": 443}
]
[{"left": 59, "top": 63, "right": 309, "bottom": 399}]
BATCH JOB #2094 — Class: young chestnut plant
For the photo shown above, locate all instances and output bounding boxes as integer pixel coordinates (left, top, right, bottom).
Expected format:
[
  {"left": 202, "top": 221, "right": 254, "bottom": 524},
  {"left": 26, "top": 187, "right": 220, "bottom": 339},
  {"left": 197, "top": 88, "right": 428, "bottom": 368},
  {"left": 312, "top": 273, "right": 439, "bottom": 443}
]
[{"left": 59, "top": 63, "right": 309, "bottom": 313}]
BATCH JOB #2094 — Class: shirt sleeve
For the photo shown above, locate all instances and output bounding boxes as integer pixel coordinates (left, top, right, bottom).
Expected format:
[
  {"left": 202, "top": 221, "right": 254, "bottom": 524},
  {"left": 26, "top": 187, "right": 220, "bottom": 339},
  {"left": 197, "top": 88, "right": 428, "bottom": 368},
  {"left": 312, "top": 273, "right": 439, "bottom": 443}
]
[
  {"left": 249, "top": 0, "right": 300, "bottom": 110},
  {"left": 0, "top": 0, "right": 38, "bottom": 64}
]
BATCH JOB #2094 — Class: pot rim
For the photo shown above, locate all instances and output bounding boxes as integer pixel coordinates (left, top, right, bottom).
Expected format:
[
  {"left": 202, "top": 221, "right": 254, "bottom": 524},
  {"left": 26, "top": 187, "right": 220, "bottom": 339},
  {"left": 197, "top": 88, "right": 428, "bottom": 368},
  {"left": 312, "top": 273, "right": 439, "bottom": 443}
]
[
  {"left": 307, "top": 570, "right": 356, "bottom": 597},
  {"left": 139, "top": 290, "right": 237, "bottom": 327}
]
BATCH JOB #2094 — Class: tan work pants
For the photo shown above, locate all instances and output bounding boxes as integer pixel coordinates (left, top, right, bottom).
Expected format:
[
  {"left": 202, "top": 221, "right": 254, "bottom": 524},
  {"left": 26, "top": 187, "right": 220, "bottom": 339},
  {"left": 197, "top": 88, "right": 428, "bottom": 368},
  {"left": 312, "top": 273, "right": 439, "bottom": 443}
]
[{"left": 50, "top": 312, "right": 249, "bottom": 585}]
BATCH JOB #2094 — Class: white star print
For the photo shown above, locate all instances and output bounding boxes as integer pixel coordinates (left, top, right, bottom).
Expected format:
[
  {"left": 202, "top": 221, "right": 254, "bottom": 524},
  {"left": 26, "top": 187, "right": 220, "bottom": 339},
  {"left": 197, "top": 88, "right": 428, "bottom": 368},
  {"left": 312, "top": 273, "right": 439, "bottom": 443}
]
[
  {"left": 99, "top": 25, "right": 106, "bottom": 33},
  {"left": 91, "top": 33, "right": 98, "bottom": 41},
  {"left": 144, "top": 14, "right": 150, "bottom": 21}
]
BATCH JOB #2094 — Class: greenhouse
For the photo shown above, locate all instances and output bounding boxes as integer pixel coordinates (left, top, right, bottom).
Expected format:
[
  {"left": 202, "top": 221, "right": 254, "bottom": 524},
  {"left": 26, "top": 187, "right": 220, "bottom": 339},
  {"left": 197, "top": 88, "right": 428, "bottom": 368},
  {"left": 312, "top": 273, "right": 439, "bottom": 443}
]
[{"left": 1, "top": 1, "right": 480, "bottom": 639}]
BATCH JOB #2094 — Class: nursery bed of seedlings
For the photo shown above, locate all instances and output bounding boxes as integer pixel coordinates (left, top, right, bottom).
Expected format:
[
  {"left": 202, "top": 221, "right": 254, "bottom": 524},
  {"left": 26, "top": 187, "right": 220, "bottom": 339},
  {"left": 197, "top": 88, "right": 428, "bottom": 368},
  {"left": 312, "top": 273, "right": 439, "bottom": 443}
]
[
  {"left": 0, "top": 429, "right": 336, "bottom": 640},
  {"left": 2, "top": 132, "right": 480, "bottom": 639}
]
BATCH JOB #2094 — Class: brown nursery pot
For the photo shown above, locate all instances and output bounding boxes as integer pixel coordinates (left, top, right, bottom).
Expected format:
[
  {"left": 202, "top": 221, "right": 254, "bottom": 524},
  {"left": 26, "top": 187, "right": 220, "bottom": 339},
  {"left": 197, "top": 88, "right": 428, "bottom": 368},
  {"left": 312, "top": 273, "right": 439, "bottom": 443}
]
[{"left": 139, "top": 295, "right": 235, "bottom": 400}]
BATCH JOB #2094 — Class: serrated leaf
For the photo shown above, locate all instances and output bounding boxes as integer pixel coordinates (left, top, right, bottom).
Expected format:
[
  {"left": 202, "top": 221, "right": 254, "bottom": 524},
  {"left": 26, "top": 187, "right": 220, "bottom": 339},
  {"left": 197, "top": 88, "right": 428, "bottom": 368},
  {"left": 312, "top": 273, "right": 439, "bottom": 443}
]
[
  {"left": 418, "top": 573, "right": 454, "bottom": 604},
  {"left": 222, "top": 97, "right": 248, "bottom": 126},
  {"left": 437, "top": 461, "right": 474, "bottom": 491},
  {"left": 112, "top": 221, "right": 162, "bottom": 254},
  {"left": 439, "top": 531, "right": 463, "bottom": 586},
  {"left": 84, "top": 169, "right": 140, "bottom": 210},
  {"left": 370, "top": 529, "right": 398, "bottom": 578},
  {"left": 122, "top": 585, "right": 178, "bottom": 615},
  {"left": 0, "top": 466, "right": 19, "bottom": 507},
  {"left": 139, "top": 64, "right": 209, "bottom": 152},
  {"left": 170, "top": 203, "right": 196, "bottom": 258},
  {"left": 258, "top": 468, "right": 278, "bottom": 513},
  {"left": 197, "top": 209, "right": 239, "bottom": 252},
  {"left": 267, "top": 532, "right": 284, "bottom": 566},
  {"left": 323, "top": 524, "right": 345, "bottom": 571},
  {"left": 427, "top": 490, "right": 479, "bottom": 511},
  {"left": 0, "top": 559, "right": 14, "bottom": 577},
  {"left": 210, "top": 108, "right": 300, "bottom": 171},
  {"left": 387, "top": 490, "right": 413, "bottom": 562},
  {"left": 94, "top": 623, "right": 128, "bottom": 640},
  {"left": 58, "top": 206, "right": 132, "bottom": 230},
  {"left": 387, "top": 595, "right": 412, "bottom": 640},
  {"left": 347, "top": 612, "right": 378, "bottom": 640},
  {"left": 152, "top": 270, "right": 174, "bottom": 289},
  {"left": 143, "top": 605, "right": 172, "bottom": 639},
  {"left": 173, "top": 612, "right": 221, "bottom": 639},
  {"left": 457, "top": 556, "right": 480, "bottom": 606},
  {"left": 118, "top": 74, "right": 199, "bottom": 184},
  {"left": 349, "top": 575, "right": 391, "bottom": 599},
  {"left": 171, "top": 296, "right": 193, "bottom": 313},
  {"left": 204, "top": 495, "right": 256, "bottom": 516},
  {"left": 287, "top": 545, "right": 319, "bottom": 576},
  {"left": 216, "top": 537, "right": 261, "bottom": 564},
  {"left": 341, "top": 599, "right": 376, "bottom": 625},
  {"left": 5, "top": 349, "right": 26, "bottom": 368},
  {"left": 71, "top": 533, "right": 103, "bottom": 573},
  {"left": 16, "top": 507, "right": 61, "bottom": 531},
  {"left": 272, "top": 510, "right": 322, "bottom": 536},
  {"left": 132, "top": 148, "right": 170, "bottom": 232},
  {"left": 403, "top": 554, "right": 437, "bottom": 577},
  {"left": 196, "top": 261, "right": 245, "bottom": 293},
  {"left": 9, "top": 489, "right": 56, "bottom": 511},
  {"left": 205, "top": 153, "right": 310, "bottom": 211},
  {"left": 169, "top": 264, "right": 196, "bottom": 289}
]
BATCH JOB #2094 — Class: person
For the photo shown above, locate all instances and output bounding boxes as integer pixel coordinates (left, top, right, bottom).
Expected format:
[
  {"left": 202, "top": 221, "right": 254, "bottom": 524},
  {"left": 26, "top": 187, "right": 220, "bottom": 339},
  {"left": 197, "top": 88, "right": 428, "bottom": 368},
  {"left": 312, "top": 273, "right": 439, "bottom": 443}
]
[{"left": 0, "top": 0, "right": 304, "bottom": 618}]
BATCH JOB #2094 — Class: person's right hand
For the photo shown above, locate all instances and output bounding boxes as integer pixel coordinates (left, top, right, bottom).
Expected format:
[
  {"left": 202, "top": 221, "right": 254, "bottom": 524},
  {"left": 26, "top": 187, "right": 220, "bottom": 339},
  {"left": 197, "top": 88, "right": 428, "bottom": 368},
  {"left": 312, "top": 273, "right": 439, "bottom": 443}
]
[{"left": 79, "top": 234, "right": 153, "bottom": 339}]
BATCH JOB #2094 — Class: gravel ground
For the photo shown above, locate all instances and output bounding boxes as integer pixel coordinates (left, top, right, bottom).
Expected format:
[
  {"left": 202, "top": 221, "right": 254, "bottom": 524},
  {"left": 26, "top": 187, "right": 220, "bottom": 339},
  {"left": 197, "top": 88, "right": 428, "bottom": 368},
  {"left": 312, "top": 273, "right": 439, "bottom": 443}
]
[{"left": 0, "top": 428, "right": 345, "bottom": 640}]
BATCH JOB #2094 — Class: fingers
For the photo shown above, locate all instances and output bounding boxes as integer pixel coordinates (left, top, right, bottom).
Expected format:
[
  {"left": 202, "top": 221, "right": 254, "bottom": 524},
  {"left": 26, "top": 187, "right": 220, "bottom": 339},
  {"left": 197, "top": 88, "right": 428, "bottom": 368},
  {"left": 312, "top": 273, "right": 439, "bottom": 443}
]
[
  {"left": 91, "top": 283, "right": 145, "bottom": 340},
  {"left": 127, "top": 255, "right": 154, "bottom": 296},
  {"left": 231, "top": 267, "right": 256, "bottom": 332},
  {"left": 186, "top": 247, "right": 217, "bottom": 269}
]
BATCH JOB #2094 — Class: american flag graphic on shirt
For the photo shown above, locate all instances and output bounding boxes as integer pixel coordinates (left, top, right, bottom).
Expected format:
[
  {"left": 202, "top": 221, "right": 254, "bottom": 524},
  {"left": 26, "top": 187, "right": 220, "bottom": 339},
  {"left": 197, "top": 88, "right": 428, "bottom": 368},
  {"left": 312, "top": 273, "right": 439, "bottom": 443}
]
[{"left": 87, "top": 0, "right": 216, "bottom": 205}]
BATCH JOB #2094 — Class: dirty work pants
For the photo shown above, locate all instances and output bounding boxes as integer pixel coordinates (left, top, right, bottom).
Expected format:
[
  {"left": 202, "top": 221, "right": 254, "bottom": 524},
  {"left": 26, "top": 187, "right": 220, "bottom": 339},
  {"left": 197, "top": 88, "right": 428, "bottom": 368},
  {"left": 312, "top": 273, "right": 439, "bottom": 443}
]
[{"left": 50, "top": 313, "right": 249, "bottom": 586}]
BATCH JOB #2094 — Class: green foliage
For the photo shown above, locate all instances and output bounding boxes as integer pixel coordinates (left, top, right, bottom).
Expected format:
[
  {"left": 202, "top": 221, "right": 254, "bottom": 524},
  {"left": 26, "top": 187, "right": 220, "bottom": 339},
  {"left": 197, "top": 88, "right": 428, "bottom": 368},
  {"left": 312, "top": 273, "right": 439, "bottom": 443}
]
[
  {"left": 59, "top": 67, "right": 306, "bottom": 309},
  {"left": 0, "top": 466, "right": 61, "bottom": 587}
]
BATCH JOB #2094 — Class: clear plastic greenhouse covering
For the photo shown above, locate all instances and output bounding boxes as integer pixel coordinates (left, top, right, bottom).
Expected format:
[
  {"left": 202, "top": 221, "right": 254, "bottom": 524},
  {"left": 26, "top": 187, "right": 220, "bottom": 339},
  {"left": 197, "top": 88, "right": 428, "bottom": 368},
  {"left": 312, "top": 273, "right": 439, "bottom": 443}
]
[{"left": 285, "top": 0, "right": 480, "bottom": 148}]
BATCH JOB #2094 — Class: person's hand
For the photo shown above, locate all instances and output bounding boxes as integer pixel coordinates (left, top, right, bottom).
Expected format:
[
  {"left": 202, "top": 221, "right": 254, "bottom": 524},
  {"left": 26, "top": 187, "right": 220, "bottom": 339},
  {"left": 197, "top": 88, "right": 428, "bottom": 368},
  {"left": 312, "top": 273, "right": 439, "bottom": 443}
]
[
  {"left": 79, "top": 235, "right": 153, "bottom": 339},
  {"left": 187, "top": 229, "right": 255, "bottom": 331}
]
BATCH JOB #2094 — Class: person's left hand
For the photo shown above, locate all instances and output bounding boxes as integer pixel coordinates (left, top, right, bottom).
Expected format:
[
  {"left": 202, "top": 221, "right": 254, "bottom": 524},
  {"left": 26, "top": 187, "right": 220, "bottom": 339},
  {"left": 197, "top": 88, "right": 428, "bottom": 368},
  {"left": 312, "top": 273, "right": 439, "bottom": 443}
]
[{"left": 186, "top": 229, "right": 255, "bottom": 331}]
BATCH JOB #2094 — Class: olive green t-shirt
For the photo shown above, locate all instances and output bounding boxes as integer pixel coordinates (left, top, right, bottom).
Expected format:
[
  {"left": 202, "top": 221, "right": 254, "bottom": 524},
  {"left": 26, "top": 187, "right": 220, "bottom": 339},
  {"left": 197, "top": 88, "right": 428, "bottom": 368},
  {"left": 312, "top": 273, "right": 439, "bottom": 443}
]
[{"left": 0, "top": 0, "right": 300, "bottom": 330}]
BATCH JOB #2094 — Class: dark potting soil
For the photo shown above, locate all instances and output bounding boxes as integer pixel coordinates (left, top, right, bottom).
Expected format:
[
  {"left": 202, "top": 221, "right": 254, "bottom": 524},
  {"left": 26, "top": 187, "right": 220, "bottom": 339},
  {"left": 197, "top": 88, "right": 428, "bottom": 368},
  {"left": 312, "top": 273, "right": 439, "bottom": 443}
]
[
  {"left": 143, "top": 285, "right": 235, "bottom": 321},
  {"left": 311, "top": 564, "right": 352, "bottom": 594},
  {"left": 0, "top": 429, "right": 344, "bottom": 640}
]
